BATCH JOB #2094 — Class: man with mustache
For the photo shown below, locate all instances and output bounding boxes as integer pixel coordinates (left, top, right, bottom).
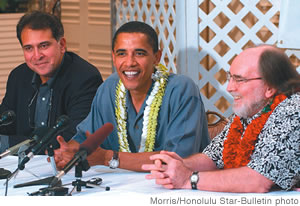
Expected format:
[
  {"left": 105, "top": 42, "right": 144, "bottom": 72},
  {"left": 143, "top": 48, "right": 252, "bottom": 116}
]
[
  {"left": 143, "top": 45, "right": 300, "bottom": 192},
  {"left": 0, "top": 11, "right": 103, "bottom": 152}
]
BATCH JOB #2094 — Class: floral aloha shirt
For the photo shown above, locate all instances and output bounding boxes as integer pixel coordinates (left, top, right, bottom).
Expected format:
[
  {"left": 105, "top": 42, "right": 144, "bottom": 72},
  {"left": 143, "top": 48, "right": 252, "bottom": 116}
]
[{"left": 203, "top": 92, "right": 300, "bottom": 190}]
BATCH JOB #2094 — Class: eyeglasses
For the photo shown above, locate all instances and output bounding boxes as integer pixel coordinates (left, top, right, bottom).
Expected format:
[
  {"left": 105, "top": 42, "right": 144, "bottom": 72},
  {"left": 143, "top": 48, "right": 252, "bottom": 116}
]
[{"left": 226, "top": 72, "right": 262, "bottom": 84}]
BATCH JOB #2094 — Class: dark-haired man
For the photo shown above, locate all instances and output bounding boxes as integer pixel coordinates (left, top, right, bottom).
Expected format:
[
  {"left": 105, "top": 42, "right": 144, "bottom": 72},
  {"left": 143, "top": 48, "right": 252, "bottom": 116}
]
[
  {"left": 0, "top": 11, "right": 103, "bottom": 152},
  {"left": 143, "top": 45, "right": 300, "bottom": 192},
  {"left": 54, "top": 21, "right": 210, "bottom": 172}
]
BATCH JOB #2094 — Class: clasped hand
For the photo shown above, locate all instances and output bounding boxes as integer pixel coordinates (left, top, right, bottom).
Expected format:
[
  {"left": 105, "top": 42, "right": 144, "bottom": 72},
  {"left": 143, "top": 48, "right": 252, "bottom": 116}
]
[{"left": 142, "top": 151, "right": 192, "bottom": 189}]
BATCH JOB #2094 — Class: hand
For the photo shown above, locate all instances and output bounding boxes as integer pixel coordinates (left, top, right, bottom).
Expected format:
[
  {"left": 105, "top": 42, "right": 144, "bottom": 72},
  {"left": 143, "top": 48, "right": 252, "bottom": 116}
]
[
  {"left": 54, "top": 135, "right": 79, "bottom": 170},
  {"left": 86, "top": 146, "right": 108, "bottom": 166},
  {"left": 84, "top": 130, "right": 109, "bottom": 166},
  {"left": 142, "top": 151, "right": 192, "bottom": 189}
]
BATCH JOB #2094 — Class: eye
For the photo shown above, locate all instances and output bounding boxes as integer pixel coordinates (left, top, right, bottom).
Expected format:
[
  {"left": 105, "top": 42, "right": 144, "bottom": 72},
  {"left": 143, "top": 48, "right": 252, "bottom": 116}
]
[
  {"left": 135, "top": 51, "right": 146, "bottom": 56},
  {"left": 23, "top": 46, "right": 33, "bottom": 52},
  {"left": 235, "top": 78, "right": 247, "bottom": 83},
  {"left": 116, "top": 51, "right": 126, "bottom": 56},
  {"left": 39, "top": 42, "right": 50, "bottom": 50}
]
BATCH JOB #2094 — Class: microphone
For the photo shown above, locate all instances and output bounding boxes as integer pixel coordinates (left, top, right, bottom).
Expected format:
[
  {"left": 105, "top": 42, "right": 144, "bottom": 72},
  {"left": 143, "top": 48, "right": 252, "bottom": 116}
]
[
  {"left": 50, "top": 122, "right": 113, "bottom": 187},
  {"left": 18, "top": 115, "right": 70, "bottom": 170},
  {"left": 0, "top": 126, "right": 48, "bottom": 160},
  {"left": 0, "top": 110, "right": 15, "bottom": 126}
]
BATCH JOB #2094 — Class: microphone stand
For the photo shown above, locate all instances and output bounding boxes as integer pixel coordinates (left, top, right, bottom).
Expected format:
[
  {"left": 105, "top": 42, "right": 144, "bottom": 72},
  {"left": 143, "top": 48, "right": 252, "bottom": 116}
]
[
  {"left": 70, "top": 159, "right": 90, "bottom": 193},
  {"left": 6, "top": 144, "right": 57, "bottom": 189},
  {"left": 68, "top": 160, "right": 110, "bottom": 195},
  {"left": 46, "top": 145, "right": 57, "bottom": 175}
]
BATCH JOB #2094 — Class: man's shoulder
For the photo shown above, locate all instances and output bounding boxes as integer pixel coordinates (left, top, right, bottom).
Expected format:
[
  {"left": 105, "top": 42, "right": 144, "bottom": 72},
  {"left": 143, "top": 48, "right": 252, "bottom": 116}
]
[
  {"left": 101, "top": 73, "right": 119, "bottom": 86},
  {"left": 168, "top": 73, "right": 194, "bottom": 82},
  {"left": 64, "top": 52, "right": 99, "bottom": 73},
  {"left": 284, "top": 92, "right": 300, "bottom": 108},
  {"left": 271, "top": 92, "right": 300, "bottom": 119},
  {"left": 9, "top": 63, "right": 33, "bottom": 79},
  {"left": 93, "top": 73, "right": 119, "bottom": 98}
]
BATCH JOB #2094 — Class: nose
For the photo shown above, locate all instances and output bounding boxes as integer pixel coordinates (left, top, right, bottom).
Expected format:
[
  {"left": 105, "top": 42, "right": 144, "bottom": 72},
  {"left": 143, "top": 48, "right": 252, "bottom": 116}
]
[
  {"left": 124, "top": 54, "right": 137, "bottom": 67},
  {"left": 32, "top": 47, "right": 43, "bottom": 60},
  {"left": 226, "top": 78, "right": 236, "bottom": 93}
]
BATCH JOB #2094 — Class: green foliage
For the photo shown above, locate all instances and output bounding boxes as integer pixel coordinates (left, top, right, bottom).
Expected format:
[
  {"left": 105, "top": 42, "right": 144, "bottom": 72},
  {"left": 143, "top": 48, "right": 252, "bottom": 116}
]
[
  {"left": 0, "top": 0, "right": 29, "bottom": 13},
  {"left": 0, "top": 0, "right": 8, "bottom": 11}
]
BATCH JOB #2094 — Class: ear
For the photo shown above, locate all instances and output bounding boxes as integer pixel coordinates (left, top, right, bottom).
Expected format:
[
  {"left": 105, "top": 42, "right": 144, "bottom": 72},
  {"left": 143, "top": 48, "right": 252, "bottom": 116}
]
[
  {"left": 111, "top": 51, "right": 116, "bottom": 67},
  {"left": 265, "top": 86, "right": 277, "bottom": 99},
  {"left": 59, "top": 37, "right": 66, "bottom": 53},
  {"left": 154, "top": 50, "right": 162, "bottom": 65}
]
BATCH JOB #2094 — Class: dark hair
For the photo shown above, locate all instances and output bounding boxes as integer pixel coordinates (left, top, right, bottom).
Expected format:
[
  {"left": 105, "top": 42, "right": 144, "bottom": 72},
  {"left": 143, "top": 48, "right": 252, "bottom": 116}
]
[
  {"left": 112, "top": 21, "right": 158, "bottom": 53},
  {"left": 259, "top": 48, "right": 300, "bottom": 96},
  {"left": 16, "top": 11, "right": 64, "bottom": 45}
]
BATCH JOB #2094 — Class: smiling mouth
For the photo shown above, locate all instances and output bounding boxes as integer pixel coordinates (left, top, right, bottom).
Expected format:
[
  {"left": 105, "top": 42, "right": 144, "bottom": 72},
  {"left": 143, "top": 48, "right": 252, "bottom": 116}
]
[
  {"left": 34, "top": 62, "right": 47, "bottom": 66},
  {"left": 123, "top": 71, "right": 140, "bottom": 78}
]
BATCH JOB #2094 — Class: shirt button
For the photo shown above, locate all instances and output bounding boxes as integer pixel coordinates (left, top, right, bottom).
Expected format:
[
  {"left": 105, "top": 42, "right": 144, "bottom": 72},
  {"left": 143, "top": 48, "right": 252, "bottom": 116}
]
[
  {"left": 42, "top": 97, "right": 46, "bottom": 101},
  {"left": 135, "top": 125, "right": 139, "bottom": 129},
  {"left": 41, "top": 122, "right": 45, "bottom": 126}
]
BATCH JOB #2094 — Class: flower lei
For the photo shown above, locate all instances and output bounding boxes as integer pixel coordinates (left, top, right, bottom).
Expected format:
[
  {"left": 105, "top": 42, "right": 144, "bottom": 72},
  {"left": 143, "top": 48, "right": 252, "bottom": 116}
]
[
  {"left": 115, "top": 64, "right": 169, "bottom": 152},
  {"left": 223, "top": 94, "right": 287, "bottom": 169}
]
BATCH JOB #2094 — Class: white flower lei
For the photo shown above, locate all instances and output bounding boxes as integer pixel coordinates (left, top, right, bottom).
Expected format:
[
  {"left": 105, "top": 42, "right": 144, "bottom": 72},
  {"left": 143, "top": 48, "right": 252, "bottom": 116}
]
[{"left": 115, "top": 64, "right": 169, "bottom": 152}]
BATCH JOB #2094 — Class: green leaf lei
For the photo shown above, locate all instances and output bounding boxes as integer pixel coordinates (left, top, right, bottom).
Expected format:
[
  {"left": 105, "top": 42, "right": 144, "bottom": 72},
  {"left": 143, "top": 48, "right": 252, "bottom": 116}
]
[{"left": 115, "top": 64, "right": 169, "bottom": 152}]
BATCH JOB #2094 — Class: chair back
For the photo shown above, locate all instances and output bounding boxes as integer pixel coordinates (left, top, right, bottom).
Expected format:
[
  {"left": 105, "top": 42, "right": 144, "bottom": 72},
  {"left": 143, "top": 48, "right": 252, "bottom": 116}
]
[{"left": 206, "top": 110, "right": 228, "bottom": 139}]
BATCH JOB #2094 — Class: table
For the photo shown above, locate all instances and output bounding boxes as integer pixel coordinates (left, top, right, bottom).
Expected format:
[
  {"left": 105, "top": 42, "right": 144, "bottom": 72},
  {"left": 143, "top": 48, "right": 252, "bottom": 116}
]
[{"left": 0, "top": 155, "right": 299, "bottom": 205}]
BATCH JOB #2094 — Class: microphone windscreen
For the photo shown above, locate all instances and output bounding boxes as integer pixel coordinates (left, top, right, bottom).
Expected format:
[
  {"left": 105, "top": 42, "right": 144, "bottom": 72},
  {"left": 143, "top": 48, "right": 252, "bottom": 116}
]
[
  {"left": 54, "top": 115, "right": 70, "bottom": 130},
  {"left": 80, "top": 123, "right": 114, "bottom": 155},
  {"left": 0, "top": 110, "right": 16, "bottom": 125},
  {"left": 30, "top": 126, "right": 49, "bottom": 141}
]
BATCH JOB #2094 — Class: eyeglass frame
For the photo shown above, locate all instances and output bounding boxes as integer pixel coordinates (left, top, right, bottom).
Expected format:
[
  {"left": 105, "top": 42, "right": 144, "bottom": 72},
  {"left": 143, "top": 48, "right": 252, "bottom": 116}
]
[{"left": 226, "top": 72, "right": 263, "bottom": 84}]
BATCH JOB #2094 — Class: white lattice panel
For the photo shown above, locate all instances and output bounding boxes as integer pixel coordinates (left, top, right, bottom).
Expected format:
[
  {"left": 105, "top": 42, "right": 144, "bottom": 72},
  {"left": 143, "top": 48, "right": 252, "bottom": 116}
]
[
  {"left": 197, "top": 0, "right": 282, "bottom": 117},
  {"left": 111, "top": 0, "right": 300, "bottom": 118}
]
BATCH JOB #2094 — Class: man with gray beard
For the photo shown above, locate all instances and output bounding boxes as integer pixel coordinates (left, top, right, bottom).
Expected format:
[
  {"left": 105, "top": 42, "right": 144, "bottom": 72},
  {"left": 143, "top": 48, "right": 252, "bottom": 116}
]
[{"left": 142, "top": 45, "right": 300, "bottom": 193}]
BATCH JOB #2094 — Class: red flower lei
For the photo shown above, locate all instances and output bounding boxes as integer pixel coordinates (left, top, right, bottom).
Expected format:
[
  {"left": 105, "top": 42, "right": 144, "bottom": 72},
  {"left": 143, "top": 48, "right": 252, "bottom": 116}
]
[{"left": 223, "top": 94, "right": 287, "bottom": 169}]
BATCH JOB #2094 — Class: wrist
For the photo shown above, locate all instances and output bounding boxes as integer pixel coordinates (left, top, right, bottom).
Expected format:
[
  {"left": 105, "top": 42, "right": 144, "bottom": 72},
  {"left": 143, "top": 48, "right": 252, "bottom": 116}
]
[
  {"left": 104, "top": 150, "right": 113, "bottom": 166},
  {"left": 108, "top": 150, "right": 119, "bottom": 169},
  {"left": 190, "top": 171, "right": 199, "bottom": 190}
]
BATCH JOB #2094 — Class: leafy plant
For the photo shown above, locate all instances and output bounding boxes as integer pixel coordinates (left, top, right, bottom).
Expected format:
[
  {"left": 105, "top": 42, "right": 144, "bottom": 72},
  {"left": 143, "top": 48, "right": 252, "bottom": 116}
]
[{"left": 0, "top": 0, "right": 29, "bottom": 13}]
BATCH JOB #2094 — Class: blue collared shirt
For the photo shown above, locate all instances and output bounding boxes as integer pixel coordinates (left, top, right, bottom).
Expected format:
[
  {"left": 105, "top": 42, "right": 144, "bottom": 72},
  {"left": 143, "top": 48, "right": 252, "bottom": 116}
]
[
  {"left": 32, "top": 55, "right": 64, "bottom": 128},
  {"left": 73, "top": 73, "right": 210, "bottom": 157}
]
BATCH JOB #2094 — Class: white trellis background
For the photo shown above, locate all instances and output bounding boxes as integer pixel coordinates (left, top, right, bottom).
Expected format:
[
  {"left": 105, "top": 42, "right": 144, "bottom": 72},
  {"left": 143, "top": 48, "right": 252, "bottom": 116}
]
[{"left": 111, "top": 0, "right": 300, "bottom": 118}]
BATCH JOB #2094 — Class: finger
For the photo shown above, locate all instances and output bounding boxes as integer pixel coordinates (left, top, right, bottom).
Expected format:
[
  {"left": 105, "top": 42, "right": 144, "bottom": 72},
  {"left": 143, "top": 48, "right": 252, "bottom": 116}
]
[
  {"left": 154, "top": 160, "right": 169, "bottom": 172},
  {"left": 145, "top": 171, "right": 166, "bottom": 179},
  {"left": 154, "top": 159, "right": 162, "bottom": 168},
  {"left": 151, "top": 170, "right": 167, "bottom": 179},
  {"left": 160, "top": 151, "right": 181, "bottom": 160},
  {"left": 57, "top": 136, "right": 67, "bottom": 147},
  {"left": 54, "top": 150, "right": 63, "bottom": 163},
  {"left": 156, "top": 177, "right": 172, "bottom": 186},
  {"left": 141, "top": 164, "right": 160, "bottom": 171},
  {"left": 85, "top": 130, "right": 91, "bottom": 137},
  {"left": 149, "top": 154, "right": 172, "bottom": 164},
  {"left": 163, "top": 184, "right": 175, "bottom": 189}
]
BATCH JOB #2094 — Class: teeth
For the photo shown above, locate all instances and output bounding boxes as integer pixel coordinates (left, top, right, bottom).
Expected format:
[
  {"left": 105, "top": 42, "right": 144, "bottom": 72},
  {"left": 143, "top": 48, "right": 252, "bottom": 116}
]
[{"left": 124, "top": 71, "right": 138, "bottom": 76}]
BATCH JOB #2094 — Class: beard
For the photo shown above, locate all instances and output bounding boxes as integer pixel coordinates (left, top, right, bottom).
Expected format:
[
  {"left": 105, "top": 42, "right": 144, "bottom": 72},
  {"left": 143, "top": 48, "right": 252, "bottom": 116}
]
[{"left": 232, "top": 95, "right": 269, "bottom": 118}]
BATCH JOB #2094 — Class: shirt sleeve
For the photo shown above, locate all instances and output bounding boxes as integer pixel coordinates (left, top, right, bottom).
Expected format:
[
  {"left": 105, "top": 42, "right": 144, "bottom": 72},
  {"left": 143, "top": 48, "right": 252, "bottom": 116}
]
[
  {"left": 160, "top": 75, "right": 211, "bottom": 157},
  {"left": 247, "top": 100, "right": 300, "bottom": 190},
  {"left": 202, "top": 120, "right": 232, "bottom": 168}
]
